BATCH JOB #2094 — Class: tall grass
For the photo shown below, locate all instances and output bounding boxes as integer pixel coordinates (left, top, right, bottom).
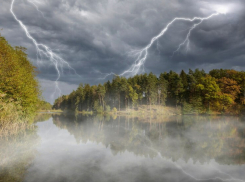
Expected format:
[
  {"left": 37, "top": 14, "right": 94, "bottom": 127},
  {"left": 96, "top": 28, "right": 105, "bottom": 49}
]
[{"left": 0, "top": 93, "right": 34, "bottom": 138}]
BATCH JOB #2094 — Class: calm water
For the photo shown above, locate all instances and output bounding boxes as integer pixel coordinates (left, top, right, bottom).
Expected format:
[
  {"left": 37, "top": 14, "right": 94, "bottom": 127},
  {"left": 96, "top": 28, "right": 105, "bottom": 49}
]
[{"left": 1, "top": 114, "right": 245, "bottom": 182}]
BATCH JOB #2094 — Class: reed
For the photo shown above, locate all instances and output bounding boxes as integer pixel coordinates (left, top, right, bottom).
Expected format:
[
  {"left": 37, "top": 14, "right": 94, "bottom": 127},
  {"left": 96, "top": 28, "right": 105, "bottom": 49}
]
[{"left": 0, "top": 93, "right": 33, "bottom": 138}]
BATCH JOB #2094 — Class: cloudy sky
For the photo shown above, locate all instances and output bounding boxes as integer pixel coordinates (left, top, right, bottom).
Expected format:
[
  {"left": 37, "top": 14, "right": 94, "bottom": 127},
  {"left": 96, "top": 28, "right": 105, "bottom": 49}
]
[{"left": 1, "top": 0, "right": 245, "bottom": 103}]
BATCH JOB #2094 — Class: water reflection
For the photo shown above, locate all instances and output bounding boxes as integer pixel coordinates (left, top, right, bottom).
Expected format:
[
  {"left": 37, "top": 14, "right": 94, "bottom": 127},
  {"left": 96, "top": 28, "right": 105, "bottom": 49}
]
[
  {"left": 0, "top": 125, "right": 39, "bottom": 182},
  {"left": 52, "top": 114, "right": 245, "bottom": 165},
  {"left": 2, "top": 114, "right": 245, "bottom": 182},
  {"left": 26, "top": 114, "right": 245, "bottom": 182}
]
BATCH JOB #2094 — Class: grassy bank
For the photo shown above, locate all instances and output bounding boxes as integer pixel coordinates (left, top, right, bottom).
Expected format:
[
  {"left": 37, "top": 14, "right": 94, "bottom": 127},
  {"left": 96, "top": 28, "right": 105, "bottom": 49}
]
[
  {"left": 114, "top": 105, "right": 181, "bottom": 116},
  {"left": 109, "top": 105, "right": 243, "bottom": 117},
  {"left": 53, "top": 105, "right": 243, "bottom": 118},
  {"left": 38, "top": 109, "right": 63, "bottom": 113},
  {"left": 0, "top": 94, "right": 34, "bottom": 138}
]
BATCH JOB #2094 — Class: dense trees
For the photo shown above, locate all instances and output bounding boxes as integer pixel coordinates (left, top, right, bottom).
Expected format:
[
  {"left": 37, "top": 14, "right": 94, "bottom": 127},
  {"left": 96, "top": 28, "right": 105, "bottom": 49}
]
[
  {"left": 53, "top": 69, "right": 245, "bottom": 114},
  {"left": 0, "top": 34, "right": 40, "bottom": 118}
]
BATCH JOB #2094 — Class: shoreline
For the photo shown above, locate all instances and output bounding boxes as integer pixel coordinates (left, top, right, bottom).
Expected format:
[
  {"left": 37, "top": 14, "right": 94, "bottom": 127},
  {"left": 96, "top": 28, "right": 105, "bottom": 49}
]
[{"left": 41, "top": 105, "right": 244, "bottom": 117}]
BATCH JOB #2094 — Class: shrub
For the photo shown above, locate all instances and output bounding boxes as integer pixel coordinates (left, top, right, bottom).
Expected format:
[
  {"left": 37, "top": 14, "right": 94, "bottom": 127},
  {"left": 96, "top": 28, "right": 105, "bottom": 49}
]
[
  {"left": 0, "top": 93, "right": 33, "bottom": 138},
  {"left": 112, "top": 107, "right": 117, "bottom": 114},
  {"left": 105, "top": 105, "right": 111, "bottom": 112}
]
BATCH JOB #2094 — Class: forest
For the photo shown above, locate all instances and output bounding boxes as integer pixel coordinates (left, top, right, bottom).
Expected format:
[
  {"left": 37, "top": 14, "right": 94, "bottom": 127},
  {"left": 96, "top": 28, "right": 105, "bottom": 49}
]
[{"left": 53, "top": 69, "right": 245, "bottom": 115}]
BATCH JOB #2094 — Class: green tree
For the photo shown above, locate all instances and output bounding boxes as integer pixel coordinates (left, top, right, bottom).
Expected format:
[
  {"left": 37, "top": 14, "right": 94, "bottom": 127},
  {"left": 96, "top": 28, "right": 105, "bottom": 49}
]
[
  {"left": 180, "top": 70, "right": 188, "bottom": 90},
  {"left": 120, "top": 77, "right": 128, "bottom": 109},
  {"left": 128, "top": 85, "right": 138, "bottom": 108},
  {"left": 196, "top": 75, "right": 221, "bottom": 112},
  {"left": 76, "top": 84, "right": 84, "bottom": 111},
  {"left": 97, "top": 84, "right": 106, "bottom": 110},
  {"left": 158, "top": 73, "right": 168, "bottom": 105},
  {"left": 146, "top": 73, "right": 158, "bottom": 108},
  {"left": 112, "top": 76, "right": 121, "bottom": 111}
]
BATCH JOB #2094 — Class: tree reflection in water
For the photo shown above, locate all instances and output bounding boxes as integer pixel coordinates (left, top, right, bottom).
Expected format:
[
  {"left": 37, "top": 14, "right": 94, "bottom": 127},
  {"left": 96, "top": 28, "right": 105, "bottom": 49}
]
[{"left": 52, "top": 114, "right": 245, "bottom": 165}]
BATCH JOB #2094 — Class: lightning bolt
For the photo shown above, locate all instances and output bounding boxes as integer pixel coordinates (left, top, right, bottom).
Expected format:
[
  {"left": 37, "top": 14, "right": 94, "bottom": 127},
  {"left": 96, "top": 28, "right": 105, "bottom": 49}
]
[
  {"left": 10, "top": 0, "right": 80, "bottom": 101},
  {"left": 122, "top": 12, "right": 220, "bottom": 77},
  {"left": 172, "top": 13, "right": 218, "bottom": 57},
  {"left": 102, "top": 12, "right": 220, "bottom": 78},
  {"left": 26, "top": 0, "right": 45, "bottom": 18},
  {"left": 172, "top": 21, "right": 203, "bottom": 56}
]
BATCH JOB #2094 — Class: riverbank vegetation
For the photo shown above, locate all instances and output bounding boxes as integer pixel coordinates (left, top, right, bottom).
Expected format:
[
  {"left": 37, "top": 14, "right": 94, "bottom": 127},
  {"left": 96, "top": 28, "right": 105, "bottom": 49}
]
[
  {"left": 53, "top": 69, "right": 245, "bottom": 115},
  {"left": 37, "top": 100, "right": 52, "bottom": 111},
  {"left": 0, "top": 34, "right": 41, "bottom": 137}
]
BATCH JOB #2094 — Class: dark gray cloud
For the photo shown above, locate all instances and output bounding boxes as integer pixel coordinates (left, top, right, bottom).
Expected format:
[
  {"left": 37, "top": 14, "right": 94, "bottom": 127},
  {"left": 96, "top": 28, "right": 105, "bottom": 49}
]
[{"left": 1, "top": 0, "right": 245, "bottom": 103}]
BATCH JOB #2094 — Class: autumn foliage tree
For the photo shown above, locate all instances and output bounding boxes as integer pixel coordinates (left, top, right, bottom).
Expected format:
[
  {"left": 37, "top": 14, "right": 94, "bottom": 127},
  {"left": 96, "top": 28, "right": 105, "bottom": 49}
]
[{"left": 0, "top": 35, "right": 40, "bottom": 117}]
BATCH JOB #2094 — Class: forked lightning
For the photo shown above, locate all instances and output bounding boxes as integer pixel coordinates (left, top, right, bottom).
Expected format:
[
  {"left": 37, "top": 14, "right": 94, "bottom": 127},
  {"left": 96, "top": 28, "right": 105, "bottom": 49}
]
[
  {"left": 10, "top": 0, "right": 79, "bottom": 101},
  {"left": 103, "top": 6, "right": 228, "bottom": 78}
]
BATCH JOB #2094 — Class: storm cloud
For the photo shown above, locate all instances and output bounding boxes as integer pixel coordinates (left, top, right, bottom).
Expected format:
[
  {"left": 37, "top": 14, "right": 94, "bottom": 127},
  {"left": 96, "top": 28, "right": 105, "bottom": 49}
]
[{"left": 1, "top": 0, "right": 245, "bottom": 102}]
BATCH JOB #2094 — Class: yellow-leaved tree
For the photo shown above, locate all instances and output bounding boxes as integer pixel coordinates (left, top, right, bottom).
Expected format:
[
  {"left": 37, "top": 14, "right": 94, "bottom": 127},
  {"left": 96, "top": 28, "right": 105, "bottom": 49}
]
[{"left": 0, "top": 34, "right": 40, "bottom": 117}]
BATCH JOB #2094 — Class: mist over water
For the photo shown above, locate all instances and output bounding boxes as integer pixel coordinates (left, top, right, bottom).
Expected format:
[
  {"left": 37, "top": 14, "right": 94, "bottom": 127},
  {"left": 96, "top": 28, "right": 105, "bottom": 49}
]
[{"left": 1, "top": 114, "right": 245, "bottom": 182}]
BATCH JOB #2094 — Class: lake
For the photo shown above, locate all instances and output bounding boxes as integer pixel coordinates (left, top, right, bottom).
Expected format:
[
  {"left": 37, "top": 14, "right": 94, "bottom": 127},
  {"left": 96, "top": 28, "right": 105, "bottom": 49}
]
[{"left": 1, "top": 114, "right": 245, "bottom": 182}]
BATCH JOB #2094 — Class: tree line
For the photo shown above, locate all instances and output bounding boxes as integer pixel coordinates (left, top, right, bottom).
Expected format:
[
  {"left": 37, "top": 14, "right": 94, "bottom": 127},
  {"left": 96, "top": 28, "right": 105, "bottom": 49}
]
[{"left": 53, "top": 69, "right": 245, "bottom": 114}]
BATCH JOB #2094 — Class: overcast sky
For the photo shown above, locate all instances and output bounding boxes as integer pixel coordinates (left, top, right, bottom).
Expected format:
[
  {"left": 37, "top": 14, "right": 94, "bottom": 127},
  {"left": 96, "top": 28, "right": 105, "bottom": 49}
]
[{"left": 1, "top": 0, "right": 245, "bottom": 103}]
